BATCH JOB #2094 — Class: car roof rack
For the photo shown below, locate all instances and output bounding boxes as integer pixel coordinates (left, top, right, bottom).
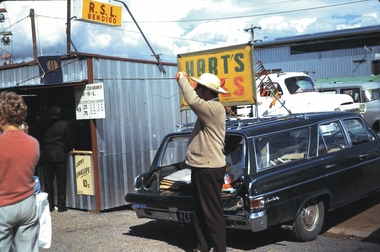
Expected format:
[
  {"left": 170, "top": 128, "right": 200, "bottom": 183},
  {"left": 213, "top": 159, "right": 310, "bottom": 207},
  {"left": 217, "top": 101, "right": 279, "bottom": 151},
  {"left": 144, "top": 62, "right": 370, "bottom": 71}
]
[
  {"left": 175, "top": 122, "right": 195, "bottom": 132},
  {"left": 226, "top": 114, "right": 308, "bottom": 131},
  {"left": 175, "top": 114, "right": 308, "bottom": 132}
]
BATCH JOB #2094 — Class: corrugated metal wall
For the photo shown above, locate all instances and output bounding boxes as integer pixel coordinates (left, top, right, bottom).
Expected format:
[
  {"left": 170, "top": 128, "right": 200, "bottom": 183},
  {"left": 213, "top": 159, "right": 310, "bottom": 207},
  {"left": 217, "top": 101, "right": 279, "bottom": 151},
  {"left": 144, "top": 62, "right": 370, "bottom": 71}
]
[
  {"left": 62, "top": 58, "right": 87, "bottom": 82},
  {"left": 0, "top": 65, "right": 40, "bottom": 87},
  {"left": 63, "top": 58, "right": 196, "bottom": 210},
  {"left": 254, "top": 45, "right": 380, "bottom": 79},
  {"left": 0, "top": 57, "right": 87, "bottom": 88},
  {"left": 58, "top": 58, "right": 93, "bottom": 210}
]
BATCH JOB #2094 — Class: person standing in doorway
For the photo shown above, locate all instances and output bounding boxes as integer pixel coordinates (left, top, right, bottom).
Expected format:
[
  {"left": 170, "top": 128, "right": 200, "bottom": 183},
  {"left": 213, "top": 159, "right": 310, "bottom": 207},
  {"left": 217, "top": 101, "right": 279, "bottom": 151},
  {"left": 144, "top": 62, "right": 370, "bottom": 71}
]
[
  {"left": 176, "top": 72, "right": 227, "bottom": 252},
  {"left": 0, "top": 91, "right": 40, "bottom": 251},
  {"left": 42, "top": 105, "right": 73, "bottom": 212}
]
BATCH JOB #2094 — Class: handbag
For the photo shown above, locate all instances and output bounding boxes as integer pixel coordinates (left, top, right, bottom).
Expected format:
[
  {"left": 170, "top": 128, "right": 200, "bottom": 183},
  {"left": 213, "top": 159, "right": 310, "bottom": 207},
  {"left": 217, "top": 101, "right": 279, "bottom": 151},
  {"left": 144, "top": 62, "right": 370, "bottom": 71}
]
[{"left": 35, "top": 192, "right": 52, "bottom": 248}]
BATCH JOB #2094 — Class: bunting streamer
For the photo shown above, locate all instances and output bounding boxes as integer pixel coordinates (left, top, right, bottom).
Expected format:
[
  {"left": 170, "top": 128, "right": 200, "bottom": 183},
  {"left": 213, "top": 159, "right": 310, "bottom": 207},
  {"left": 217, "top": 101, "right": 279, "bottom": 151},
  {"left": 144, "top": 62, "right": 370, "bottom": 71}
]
[{"left": 255, "top": 60, "right": 281, "bottom": 108}]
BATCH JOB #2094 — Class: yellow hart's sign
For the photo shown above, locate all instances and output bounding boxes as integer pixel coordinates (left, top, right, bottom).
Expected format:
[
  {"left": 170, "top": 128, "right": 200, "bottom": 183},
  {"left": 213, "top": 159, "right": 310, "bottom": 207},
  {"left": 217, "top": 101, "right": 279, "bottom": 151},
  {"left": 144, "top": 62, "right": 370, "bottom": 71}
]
[{"left": 177, "top": 43, "right": 256, "bottom": 110}]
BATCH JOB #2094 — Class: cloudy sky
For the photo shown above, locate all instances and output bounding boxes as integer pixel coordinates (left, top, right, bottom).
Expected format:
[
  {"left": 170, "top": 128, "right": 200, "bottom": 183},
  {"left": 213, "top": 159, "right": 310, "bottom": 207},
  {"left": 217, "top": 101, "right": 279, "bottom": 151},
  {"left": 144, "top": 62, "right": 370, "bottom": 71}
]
[{"left": 0, "top": 0, "right": 378, "bottom": 64}]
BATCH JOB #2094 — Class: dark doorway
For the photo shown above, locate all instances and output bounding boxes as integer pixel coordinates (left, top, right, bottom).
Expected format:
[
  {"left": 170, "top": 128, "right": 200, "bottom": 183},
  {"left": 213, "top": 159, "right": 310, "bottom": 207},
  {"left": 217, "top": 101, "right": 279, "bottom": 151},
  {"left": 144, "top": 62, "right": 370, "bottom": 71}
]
[{"left": 9, "top": 84, "right": 92, "bottom": 151}]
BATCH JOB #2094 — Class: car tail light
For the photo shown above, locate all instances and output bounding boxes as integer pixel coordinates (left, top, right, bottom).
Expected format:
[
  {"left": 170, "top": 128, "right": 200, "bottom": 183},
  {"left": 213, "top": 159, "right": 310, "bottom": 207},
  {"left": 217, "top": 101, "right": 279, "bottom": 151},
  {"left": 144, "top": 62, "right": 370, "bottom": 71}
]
[{"left": 248, "top": 197, "right": 264, "bottom": 211}]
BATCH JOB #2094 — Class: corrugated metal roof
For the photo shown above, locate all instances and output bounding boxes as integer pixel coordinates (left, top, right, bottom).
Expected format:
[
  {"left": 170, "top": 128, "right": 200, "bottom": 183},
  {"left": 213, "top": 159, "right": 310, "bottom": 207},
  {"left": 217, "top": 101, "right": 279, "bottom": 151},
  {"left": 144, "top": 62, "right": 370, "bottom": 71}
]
[
  {"left": 255, "top": 45, "right": 380, "bottom": 79},
  {"left": 254, "top": 25, "right": 380, "bottom": 47}
]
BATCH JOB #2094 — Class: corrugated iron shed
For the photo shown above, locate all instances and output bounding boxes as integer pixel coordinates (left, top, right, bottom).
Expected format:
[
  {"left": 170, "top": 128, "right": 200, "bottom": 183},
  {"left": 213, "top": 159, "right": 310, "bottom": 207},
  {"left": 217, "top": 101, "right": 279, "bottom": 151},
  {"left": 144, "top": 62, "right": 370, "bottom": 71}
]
[
  {"left": 253, "top": 25, "right": 380, "bottom": 80},
  {"left": 0, "top": 54, "right": 196, "bottom": 211}
]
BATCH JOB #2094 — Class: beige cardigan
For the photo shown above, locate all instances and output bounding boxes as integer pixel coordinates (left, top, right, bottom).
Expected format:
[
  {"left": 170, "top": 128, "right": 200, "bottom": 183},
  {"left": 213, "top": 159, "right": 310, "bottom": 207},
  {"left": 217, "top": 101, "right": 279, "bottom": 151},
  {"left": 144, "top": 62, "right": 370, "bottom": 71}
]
[{"left": 178, "top": 77, "right": 226, "bottom": 168}]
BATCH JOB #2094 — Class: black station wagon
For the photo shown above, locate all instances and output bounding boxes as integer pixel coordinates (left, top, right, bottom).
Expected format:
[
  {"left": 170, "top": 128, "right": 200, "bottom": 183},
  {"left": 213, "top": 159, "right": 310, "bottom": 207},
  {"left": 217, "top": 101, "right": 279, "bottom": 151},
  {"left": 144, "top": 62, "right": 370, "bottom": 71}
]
[{"left": 125, "top": 111, "right": 380, "bottom": 242}]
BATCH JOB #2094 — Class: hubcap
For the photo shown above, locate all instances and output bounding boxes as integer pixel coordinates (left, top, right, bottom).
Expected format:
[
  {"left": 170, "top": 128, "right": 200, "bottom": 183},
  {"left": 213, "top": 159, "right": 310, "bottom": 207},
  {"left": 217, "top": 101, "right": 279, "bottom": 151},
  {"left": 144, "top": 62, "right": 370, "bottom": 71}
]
[{"left": 302, "top": 204, "right": 318, "bottom": 231}]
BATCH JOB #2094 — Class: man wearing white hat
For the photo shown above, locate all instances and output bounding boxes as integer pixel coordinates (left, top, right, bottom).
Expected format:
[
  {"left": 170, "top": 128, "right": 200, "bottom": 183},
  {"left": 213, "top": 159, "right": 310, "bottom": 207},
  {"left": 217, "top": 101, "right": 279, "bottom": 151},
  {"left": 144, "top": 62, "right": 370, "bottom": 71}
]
[{"left": 176, "top": 72, "right": 227, "bottom": 252}]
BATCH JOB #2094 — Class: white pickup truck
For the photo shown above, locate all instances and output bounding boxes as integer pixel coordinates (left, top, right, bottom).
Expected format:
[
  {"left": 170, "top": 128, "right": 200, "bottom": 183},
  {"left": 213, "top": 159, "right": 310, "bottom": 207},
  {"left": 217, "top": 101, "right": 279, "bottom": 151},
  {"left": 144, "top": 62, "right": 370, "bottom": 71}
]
[{"left": 238, "top": 72, "right": 366, "bottom": 117}]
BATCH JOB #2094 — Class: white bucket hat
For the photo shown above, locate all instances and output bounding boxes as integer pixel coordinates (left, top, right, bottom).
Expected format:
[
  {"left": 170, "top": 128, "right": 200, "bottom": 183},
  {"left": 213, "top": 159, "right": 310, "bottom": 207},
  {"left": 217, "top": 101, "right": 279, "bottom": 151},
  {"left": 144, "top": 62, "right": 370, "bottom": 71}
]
[{"left": 190, "top": 73, "right": 227, "bottom": 94}]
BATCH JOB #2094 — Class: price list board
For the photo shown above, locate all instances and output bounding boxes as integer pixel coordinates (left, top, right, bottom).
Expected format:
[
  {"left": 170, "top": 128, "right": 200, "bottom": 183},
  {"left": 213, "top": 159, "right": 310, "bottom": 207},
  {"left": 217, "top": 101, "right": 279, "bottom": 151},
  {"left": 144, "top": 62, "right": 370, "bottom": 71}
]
[{"left": 75, "top": 83, "right": 106, "bottom": 120}]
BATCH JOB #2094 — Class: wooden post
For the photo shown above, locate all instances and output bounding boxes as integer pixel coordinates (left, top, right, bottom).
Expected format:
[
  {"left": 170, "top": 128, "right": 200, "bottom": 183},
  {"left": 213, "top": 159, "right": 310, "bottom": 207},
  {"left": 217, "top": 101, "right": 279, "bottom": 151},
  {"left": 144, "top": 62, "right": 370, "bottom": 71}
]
[{"left": 30, "top": 9, "right": 38, "bottom": 61}]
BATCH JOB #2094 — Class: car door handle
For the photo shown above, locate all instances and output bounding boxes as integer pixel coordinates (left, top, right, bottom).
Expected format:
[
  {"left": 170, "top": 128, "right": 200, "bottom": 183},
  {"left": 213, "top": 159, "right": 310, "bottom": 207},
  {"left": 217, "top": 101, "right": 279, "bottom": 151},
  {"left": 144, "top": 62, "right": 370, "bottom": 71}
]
[
  {"left": 325, "top": 163, "right": 337, "bottom": 169},
  {"left": 359, "top": 153, "right": 368, "bottom": 160}
]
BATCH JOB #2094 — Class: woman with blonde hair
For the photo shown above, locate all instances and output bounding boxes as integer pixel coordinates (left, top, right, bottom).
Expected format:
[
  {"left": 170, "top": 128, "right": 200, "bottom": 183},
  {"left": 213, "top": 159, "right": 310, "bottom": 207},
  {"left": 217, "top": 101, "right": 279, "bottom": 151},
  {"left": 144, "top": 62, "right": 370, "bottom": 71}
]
[{"left": 0, "top": 91, "right": 40, "bottom": 251}]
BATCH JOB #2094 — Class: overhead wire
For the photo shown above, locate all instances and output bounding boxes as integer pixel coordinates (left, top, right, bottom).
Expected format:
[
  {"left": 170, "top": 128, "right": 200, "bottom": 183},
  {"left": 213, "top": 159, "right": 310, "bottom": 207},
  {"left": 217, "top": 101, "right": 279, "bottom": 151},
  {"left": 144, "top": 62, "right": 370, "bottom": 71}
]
[
  {"left": 123, "top": 0, "right": 369, "bottom": 24},
  {"left": 0, "top": 15, "right": 28, "bottom": 32},
  {"left": 1, "top": 0, "right": 371, "bottom": 47},
  {"left": 113, "top": 0, "right": 370, "bottom": 45}
]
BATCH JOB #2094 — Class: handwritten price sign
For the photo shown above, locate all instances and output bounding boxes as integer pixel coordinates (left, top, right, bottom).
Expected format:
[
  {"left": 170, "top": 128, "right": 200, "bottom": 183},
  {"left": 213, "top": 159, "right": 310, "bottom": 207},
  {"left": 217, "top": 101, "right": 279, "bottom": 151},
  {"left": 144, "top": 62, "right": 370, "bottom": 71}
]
[
  {"left": 177, "top": 43, "right": 256, "bottom": 110},
  {"left": 75, "top": 155, "right": 95, "bottom": 196},
  {"left": 74, "top": 83, "right": 105, "bottom": 120}
]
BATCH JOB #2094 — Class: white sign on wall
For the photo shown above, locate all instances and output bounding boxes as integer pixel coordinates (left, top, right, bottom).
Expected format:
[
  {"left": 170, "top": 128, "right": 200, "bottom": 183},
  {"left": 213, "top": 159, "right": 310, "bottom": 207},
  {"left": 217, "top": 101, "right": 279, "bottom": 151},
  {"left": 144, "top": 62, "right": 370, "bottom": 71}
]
[{"left": 75, "top": 83, "right": 106, "bottom": 120}]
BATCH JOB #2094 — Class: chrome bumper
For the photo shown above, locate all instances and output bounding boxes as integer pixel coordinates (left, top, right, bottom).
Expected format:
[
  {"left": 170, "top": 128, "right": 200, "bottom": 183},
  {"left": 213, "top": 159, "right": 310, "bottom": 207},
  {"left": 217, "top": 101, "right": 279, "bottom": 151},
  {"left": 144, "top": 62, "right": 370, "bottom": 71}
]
[
  {"left": 224, "top": 210, "right": 267, "bottom": 232},
  {"left": 131, "top": 204, "right": 267, "bottom": 232}
]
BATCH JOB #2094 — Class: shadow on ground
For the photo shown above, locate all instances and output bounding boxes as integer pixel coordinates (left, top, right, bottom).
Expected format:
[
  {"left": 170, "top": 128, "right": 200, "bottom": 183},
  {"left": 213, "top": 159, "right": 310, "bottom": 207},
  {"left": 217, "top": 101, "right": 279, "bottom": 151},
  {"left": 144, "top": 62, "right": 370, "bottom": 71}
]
[
  {"left": 125, "top": 219, "right": 295, "bottom": 251},
  {"left": 362, "top": 228, "right": 380, "bottom": 244},
  {"left": 321, "top": 191, "right": 380, "bottom": 245},
  {"left": 124, "top": 192, "right": 380, "bottom": 250}
]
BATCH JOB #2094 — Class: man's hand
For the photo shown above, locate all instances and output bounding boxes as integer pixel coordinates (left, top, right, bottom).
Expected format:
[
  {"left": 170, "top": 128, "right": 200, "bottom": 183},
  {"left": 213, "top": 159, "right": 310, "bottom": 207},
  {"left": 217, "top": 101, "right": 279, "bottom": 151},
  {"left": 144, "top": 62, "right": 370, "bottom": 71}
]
[{"left": 175, "top": 72, "right": 188, "bottom": 82}]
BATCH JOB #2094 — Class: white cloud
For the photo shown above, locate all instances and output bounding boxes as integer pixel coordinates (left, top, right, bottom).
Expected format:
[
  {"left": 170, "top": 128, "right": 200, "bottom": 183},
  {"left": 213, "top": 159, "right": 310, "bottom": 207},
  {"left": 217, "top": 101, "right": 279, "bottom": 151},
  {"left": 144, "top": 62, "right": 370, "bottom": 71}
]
[
  {"left": 88, "top": 31, "right": 112, "bottom": 48},
  {"left": 290, "top": 18, "right": 317, "bottom": 34},
  {"left": 336, "top": 23, "right": 361, "bottom": 30},
  {"left": 0, "top": 0, "right": 378, "bottom": 64},
  {"left": 363, "top": 13, "right": 377, "bottom": 19},
  {"left": 260, "top": 16, "right": 288, "bottom": 30}
]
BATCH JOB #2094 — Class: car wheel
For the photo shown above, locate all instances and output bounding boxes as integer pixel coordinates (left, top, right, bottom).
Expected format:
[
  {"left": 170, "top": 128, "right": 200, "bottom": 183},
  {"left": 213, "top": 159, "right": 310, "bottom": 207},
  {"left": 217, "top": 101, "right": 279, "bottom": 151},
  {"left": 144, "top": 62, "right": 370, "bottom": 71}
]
[{"left": 293, "top": 199, "right": 325, "bottom": 241}]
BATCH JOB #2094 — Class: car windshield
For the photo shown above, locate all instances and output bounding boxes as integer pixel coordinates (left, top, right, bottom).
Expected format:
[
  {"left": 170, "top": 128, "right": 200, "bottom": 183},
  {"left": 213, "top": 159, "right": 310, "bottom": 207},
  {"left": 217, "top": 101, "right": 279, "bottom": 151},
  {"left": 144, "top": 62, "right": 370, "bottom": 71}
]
[{"left": 285, "top": 76, "right": 318, "bottom": 94}]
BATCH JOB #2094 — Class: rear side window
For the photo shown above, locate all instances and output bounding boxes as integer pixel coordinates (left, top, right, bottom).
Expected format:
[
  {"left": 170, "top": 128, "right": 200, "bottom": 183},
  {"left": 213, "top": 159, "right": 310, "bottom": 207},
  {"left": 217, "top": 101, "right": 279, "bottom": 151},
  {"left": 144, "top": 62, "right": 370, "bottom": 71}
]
[
  {"left": 254, "top": 128, "right": 309, "bottom": 172},
  {"left": 259, "top": 82, "right": 281, "bottom": 97},
  {"left": 340, "top": 88, "right": 360, "bottom": 102},
  {"left": 319, "top": 121, "right": 348, "bottom": 153},
  {"left": 343, "top": 118, "right": 377, "bottom": 145}
]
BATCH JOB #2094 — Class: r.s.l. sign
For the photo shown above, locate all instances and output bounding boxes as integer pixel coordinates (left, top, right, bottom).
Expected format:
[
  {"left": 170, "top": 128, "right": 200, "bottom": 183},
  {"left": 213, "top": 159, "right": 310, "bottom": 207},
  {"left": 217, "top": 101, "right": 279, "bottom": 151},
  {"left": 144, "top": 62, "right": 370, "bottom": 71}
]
[{"left": 74, "top": 0, "right": 122, "bottom": 27}]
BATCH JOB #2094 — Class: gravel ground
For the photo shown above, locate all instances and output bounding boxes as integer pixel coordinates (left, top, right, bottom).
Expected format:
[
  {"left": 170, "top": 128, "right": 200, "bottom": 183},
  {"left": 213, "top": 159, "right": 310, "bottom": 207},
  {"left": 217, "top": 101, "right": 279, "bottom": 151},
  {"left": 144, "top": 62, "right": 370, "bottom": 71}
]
[{"left": 38, "top": 205, "right": 380, "bottom": 252}]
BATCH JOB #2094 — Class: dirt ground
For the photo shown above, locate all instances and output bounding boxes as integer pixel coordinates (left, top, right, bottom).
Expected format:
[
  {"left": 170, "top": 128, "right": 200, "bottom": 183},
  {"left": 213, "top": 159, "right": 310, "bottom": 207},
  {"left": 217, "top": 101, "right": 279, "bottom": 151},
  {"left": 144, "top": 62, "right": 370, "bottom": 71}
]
[{"left": 38, "top": 191, "right": 380, "bottom": 252}]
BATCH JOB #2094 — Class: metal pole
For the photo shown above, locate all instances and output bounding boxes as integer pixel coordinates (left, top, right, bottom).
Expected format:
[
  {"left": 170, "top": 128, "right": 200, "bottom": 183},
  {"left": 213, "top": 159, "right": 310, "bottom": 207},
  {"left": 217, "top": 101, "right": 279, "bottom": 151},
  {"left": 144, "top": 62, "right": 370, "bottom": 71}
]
[
  {"left": 67, "top": 0, "right": 71, "bottom": 54},
  {"left": 113, "top": 0, "right": 166, "bottom": 74},
  {"left": 30, "top": 9, "right": 38, "bottom": 61},
  {"left": 244, "top": 25, "right": 261, "bottom": 118}
]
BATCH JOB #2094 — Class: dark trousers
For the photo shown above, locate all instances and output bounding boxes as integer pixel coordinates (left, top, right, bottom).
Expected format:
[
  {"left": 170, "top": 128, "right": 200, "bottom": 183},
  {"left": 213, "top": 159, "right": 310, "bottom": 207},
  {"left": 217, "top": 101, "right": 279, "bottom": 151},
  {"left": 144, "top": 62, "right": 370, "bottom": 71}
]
[
  {"left": 44, "top": 161, "right": 67, "bottom": 211},
  {"left": 191, "top": 166, "right": 226, "bottom": 252}
]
